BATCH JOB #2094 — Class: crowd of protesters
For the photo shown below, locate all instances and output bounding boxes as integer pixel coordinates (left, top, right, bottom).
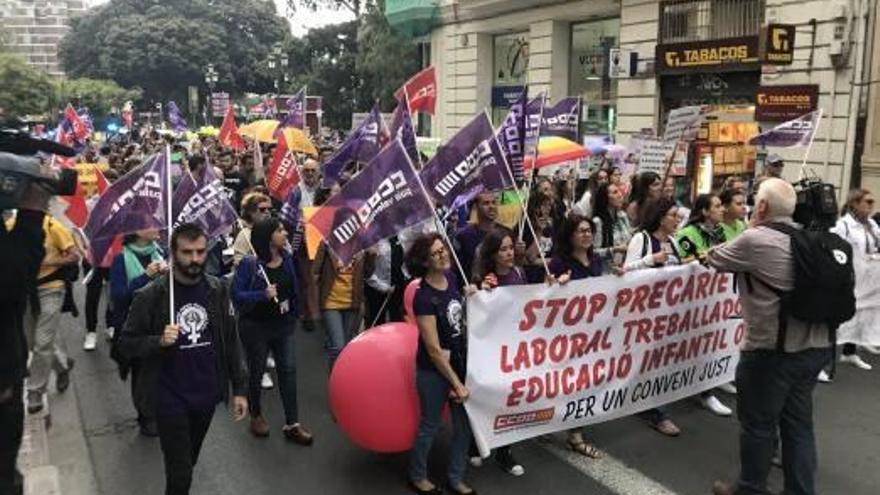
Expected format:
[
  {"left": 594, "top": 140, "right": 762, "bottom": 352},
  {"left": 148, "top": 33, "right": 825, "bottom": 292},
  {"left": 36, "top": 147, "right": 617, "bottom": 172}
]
[{"left": 7, "top": 123, "right": 879, "bottom": 495}]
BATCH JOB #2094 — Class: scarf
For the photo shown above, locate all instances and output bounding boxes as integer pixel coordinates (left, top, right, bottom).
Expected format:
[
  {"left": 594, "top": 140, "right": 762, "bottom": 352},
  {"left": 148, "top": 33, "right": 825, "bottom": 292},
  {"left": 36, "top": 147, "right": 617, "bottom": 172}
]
[{"left": 122, "top": 242, "right": 162, "bottom": 283}]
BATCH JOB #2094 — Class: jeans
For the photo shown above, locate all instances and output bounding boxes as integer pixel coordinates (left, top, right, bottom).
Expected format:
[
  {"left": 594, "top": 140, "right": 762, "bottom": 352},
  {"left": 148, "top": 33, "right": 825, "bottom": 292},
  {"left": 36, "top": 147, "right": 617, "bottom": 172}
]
[
  {"left": 734, "top": 348, "right": 831, "bottom": 495},
  {"left": 25, "top": 288, "right": 69, "bottom": 394},
  {"left": 84, "top": 267, "right": 109, "bottom": 333},
  {"left": 157, "top": 408, "right": 214, "bottom": 495},
  {"left": 239, "top": 317, "right": 299, "bottom": 425},
  {"left": 0, "top": 384, "right": 23, "bottom": 495},
  {"left": 323, "top": 309, "right": 359, "bottom": 370},
  {"left": 408, "top": 367, "right": 470, "bottom": 486}
]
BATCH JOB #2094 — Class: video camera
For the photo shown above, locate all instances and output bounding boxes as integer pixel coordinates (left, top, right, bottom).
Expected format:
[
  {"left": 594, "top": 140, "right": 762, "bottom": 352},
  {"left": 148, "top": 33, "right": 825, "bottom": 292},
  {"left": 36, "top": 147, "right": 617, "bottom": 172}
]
[
  {"left": 0, "top": 128, "right": 78, "bottom": 210},
  {"left": 792, "top": 176, "right": 838, "bottom": 231}
]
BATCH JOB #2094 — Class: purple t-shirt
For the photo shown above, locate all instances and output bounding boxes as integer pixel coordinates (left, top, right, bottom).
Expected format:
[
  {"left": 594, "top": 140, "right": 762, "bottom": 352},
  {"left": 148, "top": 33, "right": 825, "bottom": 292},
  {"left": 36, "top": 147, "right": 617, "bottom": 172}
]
[
  {"left": 413, "top": 272, "right": 466, "bottom": 379},
  {"left": 158, "top": 279, "right": 220, "bottom": 416},
  {"left": 496, "top": 267, "right": 527, "bottom": 287},
  {"left": 455, "top": 224, "right": 491, "bottom": 280}
]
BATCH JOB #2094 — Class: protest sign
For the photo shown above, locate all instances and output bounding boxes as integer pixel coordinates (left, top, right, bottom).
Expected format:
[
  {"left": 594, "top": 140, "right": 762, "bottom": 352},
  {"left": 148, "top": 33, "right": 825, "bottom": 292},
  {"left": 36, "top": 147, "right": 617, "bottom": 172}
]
[
  {"left": 663, "top": 105, "right": 709, "bottom": 142},
  {"left": 465, "top": 263, "right": 743, "bottom": 453},
  {"left": 837, "top": 258, "right": 880, "bottom": 346},
  {"left": 637, "top": 139, "right": 688, "bottom": 176}
]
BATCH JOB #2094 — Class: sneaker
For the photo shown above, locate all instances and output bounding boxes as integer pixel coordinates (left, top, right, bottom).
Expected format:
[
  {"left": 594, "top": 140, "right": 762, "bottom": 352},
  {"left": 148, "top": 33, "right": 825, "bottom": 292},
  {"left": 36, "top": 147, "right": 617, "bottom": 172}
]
[
  {"left": 841, "top": 353, "right": 873, "bottom": 370},
  {"left": 261, "top": 372, "right": 274, "bottom": 389},
  {"left": 496, "top": 449, "right": 525, "bottom": 476},
  {"left": 652, "top": 418, "right": 681, "bottom": 437},
  {"left": 83, "top": 332, "right": 97, "bottom": 351},
  {"left": 105, "top": 326, "right": 115, "bottom": 340},
  {"left": 266, "top": 356, "right": 276, "bottom": 369},
  {"left": 469, "top": 456, "right": 483, "bottom": 468},
  {"left": 862, "top": 345, "right": 880, "bottom": 355},
  {"left": 56, "top": 358, "right": 74, "bottom": 394},
  {"left": 817, "top": 369, "right": 832, "bottom": 383},
  {"left": 718, "top": 382, "right": 737, "bottom": 395},
  {"left": 250, "top": 416, "right": 270, "bottom": 438},
  {"left": 701, "top": 394, "right": 732, "bottom": 417},
  {"left": 26, "top": 390, "right": 44, "bottom": 414}
]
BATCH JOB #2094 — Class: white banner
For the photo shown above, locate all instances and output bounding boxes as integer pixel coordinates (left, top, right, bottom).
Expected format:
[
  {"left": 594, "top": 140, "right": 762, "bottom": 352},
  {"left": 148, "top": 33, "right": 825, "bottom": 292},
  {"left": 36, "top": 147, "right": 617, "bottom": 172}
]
[
  {"left": 637, "top": 139, "right": 688, "bottom": 176},
  {"left": 663, "top": 105, "right": 709, "bottom": 142},
  {"left": 465, "top": 264, "right": 743, "bottom": 454}
]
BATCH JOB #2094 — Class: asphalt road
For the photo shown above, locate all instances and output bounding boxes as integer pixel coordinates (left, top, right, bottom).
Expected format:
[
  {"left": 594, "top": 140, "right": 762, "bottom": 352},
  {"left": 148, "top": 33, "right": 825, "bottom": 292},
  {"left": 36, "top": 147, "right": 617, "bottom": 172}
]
[{"left": 43, "top": 295, "right": 880, "bottom": 495}]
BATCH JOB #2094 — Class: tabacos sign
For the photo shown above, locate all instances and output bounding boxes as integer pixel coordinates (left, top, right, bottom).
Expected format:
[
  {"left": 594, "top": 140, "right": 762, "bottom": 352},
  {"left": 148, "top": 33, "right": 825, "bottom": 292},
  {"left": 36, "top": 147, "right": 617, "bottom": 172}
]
[
  {"left": 755, "top": 85, "right": 818, "bottom": 121},
  {"left": 656, "top": 36, "right": 760, "bottom": 74},
  {"left": 759, "top": 24, "right": 796, "bottom": 65}
]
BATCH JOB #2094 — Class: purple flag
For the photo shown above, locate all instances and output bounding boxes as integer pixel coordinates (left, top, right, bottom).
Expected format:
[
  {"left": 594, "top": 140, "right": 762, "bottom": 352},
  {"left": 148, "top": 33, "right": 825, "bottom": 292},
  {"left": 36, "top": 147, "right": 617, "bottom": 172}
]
[
  {"left": 275, "top": 88, "right": 306, "bottom": 137},
  {"left": 322, "top": 104, "right": 390, "bottom": 187},
  {"left": 308, "top": 139, "right": 433, "bottom": 264},
  {"left": 390, "top": 97, "right": 420, "bottom": 165},
  {"left": 279, "top": 187, "right": 304, "bottom": 252},
  {"left": 539, "top": 97, "right": 580, "bottom": 141},
  {"left": 495, "top": 89, "right": 543, "bottom": 182},
  {"left": 166, "top": 101, "right": 188, "bottom": 133},
  {"left": 84, "top": 152, "right": 168, "bottom": 265},
  {"left": 748, "top": 110, "right": 822, "bottom": 148},
  {"left": 419, "top": 113, "right": 511, "bottom": 209},
  {"left": 172, "top": 163, "right": 238, "bottom": 238}
]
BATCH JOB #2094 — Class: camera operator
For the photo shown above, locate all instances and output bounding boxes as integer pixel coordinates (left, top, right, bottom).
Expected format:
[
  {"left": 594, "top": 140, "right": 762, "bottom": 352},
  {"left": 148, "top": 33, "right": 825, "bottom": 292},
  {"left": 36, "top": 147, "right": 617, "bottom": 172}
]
[
  {"left": 707, "top": 178, "right": 832, "bottom": 495},
  {"left": 0, "top": 157, "right": 54, "bottom": 495}
]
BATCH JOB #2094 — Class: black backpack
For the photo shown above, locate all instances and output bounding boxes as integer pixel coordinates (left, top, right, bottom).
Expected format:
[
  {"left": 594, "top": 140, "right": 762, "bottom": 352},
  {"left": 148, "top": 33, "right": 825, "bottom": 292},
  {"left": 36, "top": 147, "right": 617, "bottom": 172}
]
[{"left": 751, "top": 223, "right": 856, "bottom": 352}]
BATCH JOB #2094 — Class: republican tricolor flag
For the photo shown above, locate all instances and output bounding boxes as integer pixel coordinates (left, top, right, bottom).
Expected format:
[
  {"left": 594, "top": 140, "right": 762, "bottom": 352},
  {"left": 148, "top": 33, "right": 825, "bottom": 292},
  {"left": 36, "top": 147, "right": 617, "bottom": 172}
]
[{"left": 64, "top": 104, "right": 90, "bottom": 141}]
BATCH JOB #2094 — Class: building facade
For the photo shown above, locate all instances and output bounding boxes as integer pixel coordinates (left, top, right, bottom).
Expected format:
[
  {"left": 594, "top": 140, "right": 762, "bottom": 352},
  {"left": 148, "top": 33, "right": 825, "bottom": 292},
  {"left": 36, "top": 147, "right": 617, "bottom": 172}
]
[
  {"left": 0, "top": 0, "right": 87, "bottom": 76},
  {"left": 428, "top": 0, "right": 877, "bottom": 197}
]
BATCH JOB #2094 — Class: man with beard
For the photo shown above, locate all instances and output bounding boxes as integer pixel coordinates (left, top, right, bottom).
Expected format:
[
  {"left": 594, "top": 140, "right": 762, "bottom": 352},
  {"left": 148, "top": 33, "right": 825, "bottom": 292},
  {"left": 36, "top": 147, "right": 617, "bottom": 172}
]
[{"left": 119, "top": 223, "right": 248, "bottom": 495}]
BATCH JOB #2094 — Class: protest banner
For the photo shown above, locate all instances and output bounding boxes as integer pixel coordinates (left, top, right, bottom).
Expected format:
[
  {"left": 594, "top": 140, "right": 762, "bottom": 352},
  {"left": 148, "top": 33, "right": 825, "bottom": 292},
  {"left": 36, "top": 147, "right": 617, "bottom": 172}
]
[
  {"left": 172, "top": 165, "right": 237, "bottom": 237},
  {"left": 837, "top": 258, "right": 880, "bottom": 346},
  {"left": 465, "top": 263, "right": 743, "bottom": 454},
  {"left": 322, "top": 104, "right": 389, "bottom": 187},
  {"left": 637, "top": 140, "right": 688, "bottom": 176},
  {"left": 663, "top": 105, "right": 709, "bottom": 142}
]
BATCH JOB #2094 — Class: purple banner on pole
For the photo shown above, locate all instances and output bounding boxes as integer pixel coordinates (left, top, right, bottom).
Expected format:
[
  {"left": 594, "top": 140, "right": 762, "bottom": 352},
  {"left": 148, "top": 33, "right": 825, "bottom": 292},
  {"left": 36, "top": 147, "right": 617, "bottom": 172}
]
[
  {"left": 390, "top": 97, "right": 420, "bottom": 165},
  {"left": 322, "top": 104, "right": 389, "bottom": 187},
  {"left": 748, "top": 110, "right": 821, "bottom": 148},
  {"left": 166, "top": 101, "right": 188, "bottom": 133},
  {"left": 84, "top": 152, "right": 168, "bottom": 264},
  {"left": 275, "top": 88, "right": 306, "bottom": 137},
  {"left": 308, "top": 139, "right": 433, "bottom": 264},
  {"left": 419, "top": 113, "right": 511, "bottom": 209},
  {"left": 172, "top": 163, "right": 238, "bottom": 238},
  {"left": 539, "top": 97, "right": 580, "bottom": 141}
]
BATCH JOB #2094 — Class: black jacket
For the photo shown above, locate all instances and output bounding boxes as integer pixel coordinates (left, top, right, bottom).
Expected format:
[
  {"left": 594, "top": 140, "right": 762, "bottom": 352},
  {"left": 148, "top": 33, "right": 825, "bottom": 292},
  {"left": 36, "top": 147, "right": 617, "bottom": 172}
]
[
  {"left": 118, "top": 273, "right": 248, "bottom": 416},
  {"left": 0, "top": 210, "right": 45, "bottom": 390}
]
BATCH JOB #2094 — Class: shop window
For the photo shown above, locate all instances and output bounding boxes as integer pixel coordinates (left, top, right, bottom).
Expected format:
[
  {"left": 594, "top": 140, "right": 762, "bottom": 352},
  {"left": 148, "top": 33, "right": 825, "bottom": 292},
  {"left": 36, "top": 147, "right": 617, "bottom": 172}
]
[
  {"left": 492, "top": 32, "right": 529, "bottom": 125},
  {"left": 569, "top": 18, "right": 619, "bottom": 139}
]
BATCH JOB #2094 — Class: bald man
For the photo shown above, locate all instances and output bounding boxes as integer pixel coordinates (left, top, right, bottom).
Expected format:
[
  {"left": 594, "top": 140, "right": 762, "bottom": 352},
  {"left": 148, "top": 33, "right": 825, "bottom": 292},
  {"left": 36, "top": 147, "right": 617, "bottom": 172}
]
[{"left": 707, "top": 178, "right": 832, "bottom": 495}]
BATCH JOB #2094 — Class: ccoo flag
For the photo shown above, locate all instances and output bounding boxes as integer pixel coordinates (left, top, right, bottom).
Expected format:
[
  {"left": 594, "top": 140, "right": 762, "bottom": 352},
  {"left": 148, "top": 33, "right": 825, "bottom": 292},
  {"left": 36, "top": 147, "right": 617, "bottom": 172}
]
[
  {"left": 322, "top": 104, "right": 390, "bottom": 187},
  {"left": 275, "top": 88, "right": 306, "bottom": 137},
  {"left": 173, "top": 161, "right": 238, "bottom": 238},
  {"left": 539, "top": 97, "right": 580, "bottom": 142},
  {"left": 390, "top": 96, "right": 420, "bottom": 165},
  {"left": 84, "top": 152, "right": 168, "bottom": 265},
  {"left": 307, "top": 139, "right": 433, "bottom": 264},
  {"left": 419, "top": 112, "right": 511, "bottom": 209},
  {"left": 166, "top": 101, "right": 188, "bottom": 133},
  {"left": 748, "top": 110, "right": 822, "bottom": 148}
]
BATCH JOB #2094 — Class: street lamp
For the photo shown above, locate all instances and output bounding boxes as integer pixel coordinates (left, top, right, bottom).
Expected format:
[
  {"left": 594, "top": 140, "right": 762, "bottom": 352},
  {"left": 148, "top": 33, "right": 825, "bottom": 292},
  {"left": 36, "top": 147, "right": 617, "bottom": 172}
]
[
  {"left": 204, "top": 64, "right": 219, "bottom": 125},
  {"left": 267, "top": 43, "right": 288, "bottom": 93}
]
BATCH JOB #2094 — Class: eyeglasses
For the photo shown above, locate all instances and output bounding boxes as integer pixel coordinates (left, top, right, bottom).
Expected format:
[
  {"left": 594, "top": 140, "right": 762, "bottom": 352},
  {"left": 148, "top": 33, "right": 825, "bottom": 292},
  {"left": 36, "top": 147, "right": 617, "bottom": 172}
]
[
  {"left": 258, "top": 207, "right": 271, "bottom": 212},
  {"left": 302, "top": 168, "right": 318, "bottom": 174},
  {"left": 576, "top": 227, "right": 592, "bottom": 235}
]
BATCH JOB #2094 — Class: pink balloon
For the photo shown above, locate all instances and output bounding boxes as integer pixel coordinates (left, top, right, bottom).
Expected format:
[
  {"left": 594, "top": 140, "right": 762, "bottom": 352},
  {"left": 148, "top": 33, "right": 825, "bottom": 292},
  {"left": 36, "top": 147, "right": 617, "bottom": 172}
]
[
  {"left": 404, "top": 278, "right": 421, "bottom": 323},
  {"left": 329, "top": 322, "right": 421, "bottom": 453}
]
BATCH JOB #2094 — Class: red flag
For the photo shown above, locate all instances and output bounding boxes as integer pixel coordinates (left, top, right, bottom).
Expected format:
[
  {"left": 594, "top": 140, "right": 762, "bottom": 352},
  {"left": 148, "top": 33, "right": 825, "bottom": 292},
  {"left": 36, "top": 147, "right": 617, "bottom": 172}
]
[
  {"left": 65, "top": 104, "right": 89, "bottom": 141},
  {"left": 95, "top": 166, "right": 109, "bottom": 194},
  {"left": 266, "top": 132, "right": 300, "bottom": 201},
  {"left": 218, "top": 106, "right": 245, "bottom": 151},
  {"left": 394, "top": 66, "right": 437, "bottom": 116}
]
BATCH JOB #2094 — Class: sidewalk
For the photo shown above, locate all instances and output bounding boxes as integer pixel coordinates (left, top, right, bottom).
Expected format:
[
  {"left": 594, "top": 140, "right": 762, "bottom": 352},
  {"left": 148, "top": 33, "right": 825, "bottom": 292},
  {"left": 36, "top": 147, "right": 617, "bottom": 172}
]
[{"left": 17, "top": 403, "right": 59, "bottom": 495}]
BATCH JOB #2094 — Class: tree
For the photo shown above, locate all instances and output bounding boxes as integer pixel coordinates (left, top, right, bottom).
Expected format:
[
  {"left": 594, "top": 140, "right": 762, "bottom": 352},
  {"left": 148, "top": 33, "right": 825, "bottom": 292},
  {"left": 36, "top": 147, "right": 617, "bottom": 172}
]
[
  {"left": 53, "top": 78, "right": 143, "bottom": 116},
  {"left": 0, "top": 55, "right": 53, "bottom": 117},
  {"left": 58, "top": 0, "right": 291, "bottom": 105},
  {"left": 356, "top": 3, "right": 421, "bottom": 111}
]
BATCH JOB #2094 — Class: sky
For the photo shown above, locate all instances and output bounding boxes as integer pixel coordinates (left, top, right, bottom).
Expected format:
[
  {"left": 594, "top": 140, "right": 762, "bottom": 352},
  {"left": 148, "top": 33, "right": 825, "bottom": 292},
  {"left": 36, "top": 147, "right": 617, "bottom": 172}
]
[{"left": 87, "top": 0, "right": 355, "bottom": 37}]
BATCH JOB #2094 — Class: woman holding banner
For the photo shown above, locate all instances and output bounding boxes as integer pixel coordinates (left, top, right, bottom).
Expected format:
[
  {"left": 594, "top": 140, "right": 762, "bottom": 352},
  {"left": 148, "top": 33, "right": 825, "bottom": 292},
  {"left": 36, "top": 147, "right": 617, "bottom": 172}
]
[
  {"left": 406, "top": 233, "right": 477, "bottom": 495},
  {"left": 520, "top": 192, "right": 555, "bottom": 283},
  {"left": 547, "top": 214, "right": 603, "bottom": 459},
  {"left": 109, "top": 228, "right": 167, "bottom": 437},
  {"left": 832, "top": 188, "right": 880, "bottom": 371},
  {"left": 591, "top": 182, "right": 632, "bottom": 275},
  {"left": 231, "top": 217, "right": 313, "bottom": 445},
  {"left": 622, "top": 199, "right": 684, "bottom": 436},
  {"left": 474, "top": 228, "right": 527, "bottom": 477}
]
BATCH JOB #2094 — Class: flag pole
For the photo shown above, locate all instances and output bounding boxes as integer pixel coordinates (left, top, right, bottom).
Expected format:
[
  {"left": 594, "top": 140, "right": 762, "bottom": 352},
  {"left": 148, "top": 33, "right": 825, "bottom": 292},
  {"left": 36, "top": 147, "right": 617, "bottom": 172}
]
[
  {"left": 804, "top": 108, "right": 823, "bottom": 181},
  {"left": 165, "top": 145, "right": 175, "bottom": 326},
  {"left": 486, "top": 109, "right": 550, "bottom": 278},
  {"left": 519, "top": 93, "right": 546, "bottom": 241}
]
